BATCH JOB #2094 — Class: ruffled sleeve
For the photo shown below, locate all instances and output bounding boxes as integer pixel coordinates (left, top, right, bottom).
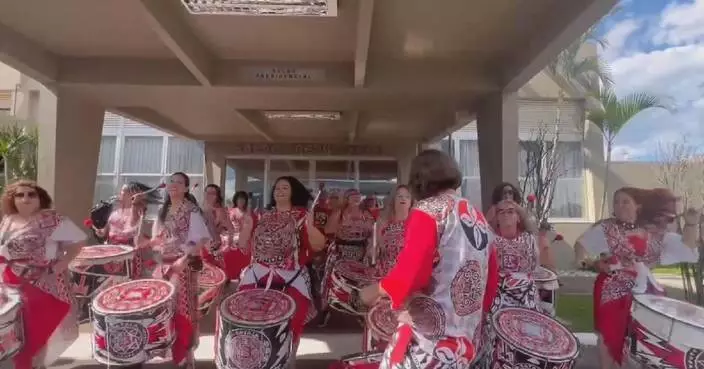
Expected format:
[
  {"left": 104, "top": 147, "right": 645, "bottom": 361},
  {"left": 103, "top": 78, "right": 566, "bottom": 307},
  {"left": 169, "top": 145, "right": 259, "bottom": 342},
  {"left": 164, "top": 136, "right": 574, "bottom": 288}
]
[
  {"left": 187, "top": 212, "right": 212, "bottom": 244},
  {"left": 380, "top": 208, "right": 438, "bottom": 309},
  {"left": 576, "top": 223, "right": 609, "bottom": 257},
  {"left": 660, "top": 232, "right": 699, "bottom": 265}
]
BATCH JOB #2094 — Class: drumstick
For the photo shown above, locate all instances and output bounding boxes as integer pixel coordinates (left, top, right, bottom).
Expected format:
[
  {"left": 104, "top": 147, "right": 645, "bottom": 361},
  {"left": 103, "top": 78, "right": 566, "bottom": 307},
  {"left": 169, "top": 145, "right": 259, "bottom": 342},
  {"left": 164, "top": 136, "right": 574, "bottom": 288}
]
[{"left": 370, "top": 221, "right": 377, "bottom": 266}]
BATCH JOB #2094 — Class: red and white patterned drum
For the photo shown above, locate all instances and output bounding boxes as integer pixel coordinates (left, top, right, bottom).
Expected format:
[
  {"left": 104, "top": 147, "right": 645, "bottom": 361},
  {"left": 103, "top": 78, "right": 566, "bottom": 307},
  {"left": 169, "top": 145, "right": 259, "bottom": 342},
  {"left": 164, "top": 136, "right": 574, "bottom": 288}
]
[
  {"left": 364, "top": 298, "right": 398, "bottom": 352},
  {"left": 629, "top": 294, "right": 704, "bottom": 369},
  {"left": 534, "top": 266, "right": 559, "bottom": 316},
  {"left": 70, "top": 245, "right": 135, "bottom": 323},
  {"left": 198, "top": 262, "right": 227, "bottom": 319},
  {"left": 216, "top": 288, "right": 296, "bottom": 369},
  {"left": 91, "top": 279, "right": 176, "bottom": 366},
  {"left": 0, "top": 287, "right": 23, "bottom": 362},
  {"left": 328, "top": 260, "right": 379, "bottom": 315},
  {"left": 492, "top": 307, "right": 579, "bottom": 369}
]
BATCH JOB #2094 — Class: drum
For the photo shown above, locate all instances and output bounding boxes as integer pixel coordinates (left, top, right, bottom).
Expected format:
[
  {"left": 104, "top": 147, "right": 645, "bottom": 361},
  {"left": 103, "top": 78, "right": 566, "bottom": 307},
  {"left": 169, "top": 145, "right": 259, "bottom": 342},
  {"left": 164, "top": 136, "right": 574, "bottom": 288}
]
[
  {"left": 364, "top": 298, "right": 398, "bottom": 352},
  {"left": 328, "top": 260, "right": 379, "bottom": 315},
  {"left": 335, "top": 351, "right": 384, "bottom": 369},
  {"left": 91, "top": 279, "right": 177, "bottom": 366},
  {"left": 492, "top": 307, "right": 579, "bottom": 369},
  {"left": 198, "top": 262, "right": 227, "bottom": 319},
  {"left": 534, "top": 266, "right": 559, "bottom": 316},
  {"left": 629, "top": 294, "right": 704, "bottom": 369},
  {"left": 0, "top": 287, "right": 23, "bottom": 362},
  {"left": 216, "top": 288, "right": 296, "bottom": 369},
  {"left": 70, "top": 245, "right": 135, "bottom": 323}
]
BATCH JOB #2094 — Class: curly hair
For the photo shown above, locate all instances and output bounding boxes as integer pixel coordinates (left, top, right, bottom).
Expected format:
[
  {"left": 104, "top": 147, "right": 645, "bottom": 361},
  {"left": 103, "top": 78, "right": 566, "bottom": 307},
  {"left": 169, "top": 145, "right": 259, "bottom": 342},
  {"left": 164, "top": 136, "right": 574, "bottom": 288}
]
[
  {"left": 491, "top": 182, "right": 523, "bottom": 205},
  {"left": 1, "top": 180, "right": 53, "bottom": 215},
  {"left": 268, "top": 176, "right": 312, "bottom": 209},
  {"left": 408, "top": 149, "right": 462, "bottom": 200}
]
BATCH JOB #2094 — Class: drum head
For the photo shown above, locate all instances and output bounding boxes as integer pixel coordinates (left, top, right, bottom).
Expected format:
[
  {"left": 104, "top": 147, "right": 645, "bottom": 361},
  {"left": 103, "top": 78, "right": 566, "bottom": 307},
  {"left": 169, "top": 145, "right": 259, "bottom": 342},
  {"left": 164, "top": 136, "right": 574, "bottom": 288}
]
[
  {"left": 634, "top": 294, "right": 704, "bottom": 329},
  {"left": 93, "top": 279, "right": 175, "bottom": 315},
  {"left": 533, "top": 266, "right": 558, "bottom": 282},
  {"left": 73, "top": 245, "right": 134, "bottom": 265},
  {"left": 0, "top": 287, "right": 21, "bottom": 319},
  {"left": 366, "top": 299, "right": 398, "bottom": 341},
  {"left": 199, "top": 262, "right": 227, "bottom": 288},
  {"left": 335, "top": 260, "right": 378, "bottom": 283},
  {"left": 493, "top": 307, "right": 579, "bottom": 360},
  {"left": 222, "top": 289, "right": 295, "bottom": 327}
]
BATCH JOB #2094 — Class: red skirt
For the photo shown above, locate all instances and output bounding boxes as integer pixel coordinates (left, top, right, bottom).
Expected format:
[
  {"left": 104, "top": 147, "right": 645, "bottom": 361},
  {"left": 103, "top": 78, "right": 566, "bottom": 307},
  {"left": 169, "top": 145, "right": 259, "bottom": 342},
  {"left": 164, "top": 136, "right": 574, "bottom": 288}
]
[
  {"left": 153, "top": 264, "right": 197, "bottom": 366},
  {"left": 593, "top": 272, "right": 633, "bottom": 365},
  {"left": 221, "top": 248, "right": 251, "bottom": 280},
  {"left": 3, "top": 267, "right": 70, "bottom": 369}
]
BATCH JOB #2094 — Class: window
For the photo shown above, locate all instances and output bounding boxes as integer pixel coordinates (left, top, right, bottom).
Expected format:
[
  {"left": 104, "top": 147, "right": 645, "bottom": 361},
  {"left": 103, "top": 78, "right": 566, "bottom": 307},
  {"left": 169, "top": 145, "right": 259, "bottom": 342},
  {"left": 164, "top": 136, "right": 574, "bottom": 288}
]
[
  {"left": 457, "top": 140, "right": 482, "bottom": 209},
  {"left": 94, "top": 175, "right": 116, "bottom": 204},
  {"left": 97, "top": 136, "right": 117, "bottom": 174},
  {"left": 122, "top": 137, "right": 163, "bottom": 173},
  {"left": 167, "top": 137, "right": 204, "bottom": 174}
]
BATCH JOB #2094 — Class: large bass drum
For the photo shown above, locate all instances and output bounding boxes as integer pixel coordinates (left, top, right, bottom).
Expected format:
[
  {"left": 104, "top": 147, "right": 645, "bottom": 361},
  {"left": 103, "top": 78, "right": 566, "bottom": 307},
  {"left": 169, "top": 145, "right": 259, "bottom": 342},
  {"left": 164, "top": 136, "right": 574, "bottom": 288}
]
[
  {"left": 629, "top": 294, "right": 704, "bottom": 369},
  {"left": 534, "top": 266, "right": 559, "bottom": 316},
  {"left": 91, "top": 279, "right": 176, "bottom": 366},
  {"left": 198, "top": 262, "right": 227, "bottom": 319},
  {"left": 328, "top": 260, "right": 379, "bottom": 316},
  {"left": 364, "top": 298, "right": 398, "bottom": 352},
  {"left": 0, "top": 286, "right": 23, "bottom": 362},
  {"left": 216, "top": 288, "right": 296, "bottom": 369},
  {"left": 492, "top": 307, "right": 580, "bottom": 369}
]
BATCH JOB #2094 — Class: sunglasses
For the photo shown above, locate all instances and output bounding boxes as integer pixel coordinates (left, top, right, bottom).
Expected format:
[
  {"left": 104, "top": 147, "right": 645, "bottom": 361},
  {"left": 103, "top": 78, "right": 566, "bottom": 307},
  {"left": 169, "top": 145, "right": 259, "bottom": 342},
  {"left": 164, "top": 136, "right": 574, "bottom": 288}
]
[{"left": 14, "top": 191, "right": 38, "bottom": 199}]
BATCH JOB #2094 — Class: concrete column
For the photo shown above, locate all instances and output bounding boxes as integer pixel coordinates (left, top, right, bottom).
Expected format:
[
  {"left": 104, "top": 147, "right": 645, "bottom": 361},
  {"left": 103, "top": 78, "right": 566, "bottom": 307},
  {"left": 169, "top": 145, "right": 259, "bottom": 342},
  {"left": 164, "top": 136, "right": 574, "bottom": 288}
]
[
  {"left": 204, "top": 143, "right": 226, "bottom": 190},
  {"left": 37, "top": 91, "right": 104, "bottom": 225},
  {"left": 476, "top": 92, "right": 519, "bottom": 212}
]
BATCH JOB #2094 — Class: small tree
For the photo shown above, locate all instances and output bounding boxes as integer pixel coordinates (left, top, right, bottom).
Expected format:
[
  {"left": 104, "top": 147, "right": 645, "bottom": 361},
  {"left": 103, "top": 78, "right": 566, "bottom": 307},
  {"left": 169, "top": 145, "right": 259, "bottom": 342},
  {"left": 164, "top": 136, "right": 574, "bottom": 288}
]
[{"left": 0, "top": 123, "right": 39, "bottom": 190}]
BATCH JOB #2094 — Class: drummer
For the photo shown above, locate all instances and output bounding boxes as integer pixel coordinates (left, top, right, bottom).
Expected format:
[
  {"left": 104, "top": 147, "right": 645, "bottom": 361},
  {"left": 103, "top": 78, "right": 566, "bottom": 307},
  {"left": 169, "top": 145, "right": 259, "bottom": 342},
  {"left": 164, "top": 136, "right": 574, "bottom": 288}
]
[
  {"left": 140, "top": 172, "right": 211, "bottom": 369},
  {"left": 359, "top": 150, "right": 499, "bottom": 369},
  {"left": 373, "top": 185, "right": 412, "bottom": 276},
  {"left": 0, "top": 180, "right": 87, "bottom": 368},
  {"left": 219, "top": 190, "right": 254, "bottom": 281},
  {"left": 201, "top": 184, "right": 235, "bottom": 269},
  {"left": 94, "top": 181, "right": 159, "bottom": 277},
  {"left": 575, "top": 187, "right": 700, "bottom": 369},
  {"left": 237, "top": 176, "right": 327, "bottom": 366}
]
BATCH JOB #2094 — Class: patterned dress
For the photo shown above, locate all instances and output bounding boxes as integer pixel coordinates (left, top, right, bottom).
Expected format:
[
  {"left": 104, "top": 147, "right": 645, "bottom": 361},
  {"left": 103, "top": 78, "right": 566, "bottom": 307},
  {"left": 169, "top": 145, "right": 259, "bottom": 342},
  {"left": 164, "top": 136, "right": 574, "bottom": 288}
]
[
  {"left": 105, "top": 207, "right": 146, "bottom": 277},
  {"left": 220, "top": 207, "right": 252, "bottom": 280},
  {"left": 577, "top": 218, "right": 699, "bottom": 365},
  {"left": 202, "top": 206, "right": 229, "bottom": 267},
  {"left": 151, "top": 200, "right": 211, "bottom": 367},
  {"left": 0, "top": 210, "right": 86, "bottom": 368},
  {"left": 375, "top": 219, "right": 405, "bottom": 277},
  {"left": 490, "top": 231, "right": 540, "bottom": 312},
  {"left": 379, "top": 193, "right": 494, "bottom": 369},
  {"left": 238, "top": 207, "right": 317, "bottom": 344}
]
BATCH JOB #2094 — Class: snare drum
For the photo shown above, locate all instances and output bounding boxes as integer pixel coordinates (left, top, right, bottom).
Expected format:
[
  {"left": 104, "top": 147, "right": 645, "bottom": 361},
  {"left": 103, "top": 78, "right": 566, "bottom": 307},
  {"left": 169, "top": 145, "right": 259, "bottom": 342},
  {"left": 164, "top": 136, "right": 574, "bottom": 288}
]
[
  {"left": 334, "top": 351, "right": 384, "bottom": 369},
  {"left": 216, "top": 288, "right": 296, "bottom": 369},
  {"left": 629, "top": 294, "right": 704, "bottom": 369},
  {"left": 198, "top": 262, "right": 227, "bottom": 319},
  {"left": 70, "top": 245, "right": 135, "bottom": 322},
  {"left": 328, "top": 260, "right": 379, "bottom": 315},
  {"left": 0, "top": 287, "right": 23, "bottom": 362},
  {"left": 91, "top": 279, "right": 177, "bottom": 366},
  {"left": 364, "top": 299, "right": 398, "bottom": 352},
  {"left": 492, "top": 307, "right": 579, "bottom": 369},
  {"left": 534, "top": 266, "right": 559, "bottom": 316}
]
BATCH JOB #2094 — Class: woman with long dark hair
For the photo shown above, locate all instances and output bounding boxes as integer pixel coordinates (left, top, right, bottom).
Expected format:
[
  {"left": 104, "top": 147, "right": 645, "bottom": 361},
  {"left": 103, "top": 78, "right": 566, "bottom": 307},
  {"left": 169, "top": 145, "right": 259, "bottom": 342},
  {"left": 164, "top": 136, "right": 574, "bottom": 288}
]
[
  {"left": 575, "top": 187, "right": 699, "bottom": 369},
  {"left": 358, "top": 150, "right": 499, "bottom": 369},
  {"left": 201, "top": 184, "right": 235, "bottom": 268},
  {"left": 143, "top": 172, "right": 211, "bottom": 369},
  {"left": 373, "top": 185, "right": 412, "bottom": 277},
  {"left": 220, "top": 190, "right": 253, "bottom": 280},
  {"left": 237, "top": 176, "right": 327, "bottom": 368}
]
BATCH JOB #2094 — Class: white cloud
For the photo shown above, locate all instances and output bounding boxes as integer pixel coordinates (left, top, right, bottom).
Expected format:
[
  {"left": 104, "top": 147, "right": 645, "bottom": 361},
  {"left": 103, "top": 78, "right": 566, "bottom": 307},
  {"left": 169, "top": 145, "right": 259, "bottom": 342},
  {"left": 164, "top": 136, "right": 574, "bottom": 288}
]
[
  {"left": 611, "top": 144, "right": 648, "bottom": 161},
  {"left": 654, "top": 0, "right": 704, "bottom": 46},
  {"left": 601, "top": 18, "right": 641, "bottom": 60}
]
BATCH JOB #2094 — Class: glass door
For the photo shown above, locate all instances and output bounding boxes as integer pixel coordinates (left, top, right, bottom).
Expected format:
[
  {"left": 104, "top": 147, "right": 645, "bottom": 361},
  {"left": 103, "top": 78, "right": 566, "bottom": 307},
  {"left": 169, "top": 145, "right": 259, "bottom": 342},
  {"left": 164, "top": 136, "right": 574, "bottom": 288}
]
[
  {"left": 315, "top": 160, "right": 357, "bottom": 195},
  {"left": 227, "top": 158, "right": 266, "bottom": 210},
  {"left": 359, "top": 160, "right": 397, "bottom": 208}
]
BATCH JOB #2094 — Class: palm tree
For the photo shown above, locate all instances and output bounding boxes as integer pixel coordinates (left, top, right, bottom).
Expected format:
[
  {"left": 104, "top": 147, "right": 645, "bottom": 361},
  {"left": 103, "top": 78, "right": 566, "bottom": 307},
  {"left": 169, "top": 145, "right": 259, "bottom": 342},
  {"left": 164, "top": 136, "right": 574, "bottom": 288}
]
[
  {"left": 587, "top": 86, "right": 669, "bottom": 217},
  {"left": 0, "top": 123, "right": 38, "bottom": 188}
]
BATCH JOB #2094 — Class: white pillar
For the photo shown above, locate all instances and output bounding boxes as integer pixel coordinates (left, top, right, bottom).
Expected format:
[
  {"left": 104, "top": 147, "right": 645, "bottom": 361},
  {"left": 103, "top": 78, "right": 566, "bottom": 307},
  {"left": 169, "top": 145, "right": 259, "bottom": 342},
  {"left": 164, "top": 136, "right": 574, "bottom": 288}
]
[{"left": 204, "top": 143, "right": 226, "bottom": 189}]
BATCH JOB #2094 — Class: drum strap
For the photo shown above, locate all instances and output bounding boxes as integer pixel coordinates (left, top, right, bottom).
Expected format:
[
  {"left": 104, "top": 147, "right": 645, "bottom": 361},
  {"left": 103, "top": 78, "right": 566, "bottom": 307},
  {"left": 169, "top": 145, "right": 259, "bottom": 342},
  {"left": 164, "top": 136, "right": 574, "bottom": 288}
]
[{"left": 253, "top": 267, "right": 303, "bottom": 292}]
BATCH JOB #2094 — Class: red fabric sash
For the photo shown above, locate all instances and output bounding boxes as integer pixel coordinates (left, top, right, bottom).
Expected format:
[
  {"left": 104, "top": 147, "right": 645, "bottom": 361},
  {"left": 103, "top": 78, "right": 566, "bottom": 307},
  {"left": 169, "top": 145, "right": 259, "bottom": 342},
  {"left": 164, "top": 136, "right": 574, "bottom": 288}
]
[
  {"left": 221, "top": 248, "right": 251, "bottom": 280},
  {"left": 171, "top": 312, "right": 195, "bottom": 365},
  {"left": 3, "top": 267, "right": 70, "bottom": 369}
]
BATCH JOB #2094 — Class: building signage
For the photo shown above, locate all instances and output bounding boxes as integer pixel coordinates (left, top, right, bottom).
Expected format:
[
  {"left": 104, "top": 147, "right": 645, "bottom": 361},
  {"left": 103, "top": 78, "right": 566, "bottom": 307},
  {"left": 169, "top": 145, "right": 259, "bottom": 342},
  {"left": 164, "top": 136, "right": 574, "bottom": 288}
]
[
  {"left": 230, "top": 143, "right": 382, "bottom": 156},
  {"left": 240, "top": 66, "right": 326, "bottom": 83}
]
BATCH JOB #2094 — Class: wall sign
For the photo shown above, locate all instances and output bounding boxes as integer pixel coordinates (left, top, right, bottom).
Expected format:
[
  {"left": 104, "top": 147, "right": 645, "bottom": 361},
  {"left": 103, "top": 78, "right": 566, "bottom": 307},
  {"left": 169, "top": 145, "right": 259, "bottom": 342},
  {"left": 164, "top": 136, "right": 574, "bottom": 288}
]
[
  {"left": 229, "top": 143, "right": 382, "bottom": 156},
  {"left": 239, "top": 66, "right": 326, "bottom": 83}
]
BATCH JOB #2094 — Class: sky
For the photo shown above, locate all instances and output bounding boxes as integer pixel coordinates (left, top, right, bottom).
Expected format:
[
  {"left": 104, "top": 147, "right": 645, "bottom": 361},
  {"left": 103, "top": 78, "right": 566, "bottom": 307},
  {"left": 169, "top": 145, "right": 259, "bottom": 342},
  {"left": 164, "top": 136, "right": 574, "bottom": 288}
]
[{"left": 596, "top": 0, "right": 704, "bottom": 161}]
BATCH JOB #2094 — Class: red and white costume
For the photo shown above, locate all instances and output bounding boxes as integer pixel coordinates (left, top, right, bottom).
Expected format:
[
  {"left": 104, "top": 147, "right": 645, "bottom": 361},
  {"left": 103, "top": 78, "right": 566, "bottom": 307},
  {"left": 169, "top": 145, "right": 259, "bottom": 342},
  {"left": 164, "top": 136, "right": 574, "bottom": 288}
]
[
  {"left": 577, "top": 219, "right": 699, "bottom": 365},
  {"left": 201, "top": 206, "right": 229, "bottom": 267},
  {"left": 150, "top": 201, "right": 211, "bottom": 366},
  {"left": 219, "top": 207, "right": 253, "bottom": 280},
  {"left": 378, "top": 193, "right": 498, "bottom": 369},
  {"left": 0, "top": 210, "right": 86, "bottom": 368},
  {"left": 104, "top": 207, "right": 145, "bottom": 277},
  {"left": 490, "top": 231, "right": 541, "bottom": 312},
  {"left": 375, "top": 219, "right": 405, "bottom": 277},
  {"left": 238, "top": 207, "right": 316, "bottom": 344}
]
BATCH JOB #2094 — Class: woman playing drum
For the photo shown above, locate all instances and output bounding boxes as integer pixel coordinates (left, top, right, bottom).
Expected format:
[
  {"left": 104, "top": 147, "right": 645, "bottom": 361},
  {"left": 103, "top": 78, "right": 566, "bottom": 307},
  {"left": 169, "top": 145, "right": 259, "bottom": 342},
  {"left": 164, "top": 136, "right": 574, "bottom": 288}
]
[
  {"left": 237, "top": 175, "right": 327, "bottom": 363},
  {"left": 219, "top": 190, "right": 254, "bottom": 281},
  {"left": 359, "top": 150, "right": 499, "bottom": 369},
  {"left": 373, "top": 185, "right": 412, "bottom": 277},
  {"left": 201, "top": 184, "right": 235, "bottom": 269},
  {"left": 94, "top": 181, "right": 158, "bottom": 277},
  {"left": 575, "top": 187, "right": 699, "bottom": 369},
  {"left": 142, "top": 172, "right": 211, "bottom": 369},
  {"left": 0, "top": 180, "right": 87, "bottom": 368}
]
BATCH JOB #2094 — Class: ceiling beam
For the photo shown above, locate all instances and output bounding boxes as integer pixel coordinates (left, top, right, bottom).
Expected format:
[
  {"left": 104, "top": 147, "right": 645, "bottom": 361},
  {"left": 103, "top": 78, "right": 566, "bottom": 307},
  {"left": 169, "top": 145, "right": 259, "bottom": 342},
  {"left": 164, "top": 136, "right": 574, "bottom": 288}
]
[
  {"left": 0, "top": 21, "right": 58, "bottom": 86},
  {"left": 234, "top": 110, "right": 276, "bottom": 142},
  {"left": 354, "top": 0, "right": 375, "bottom": 88},
  {"left": 502, "top": 0, "right": 617, "bottom": 92},
  {"left": 347, "top": 111, "right": 360, "bottom": 143},
  {"left": 137, "top": 0, "right": 214, "bottom": 86},
  {"left": 113, "top": 106, "right": 196, "bottom": 139}
]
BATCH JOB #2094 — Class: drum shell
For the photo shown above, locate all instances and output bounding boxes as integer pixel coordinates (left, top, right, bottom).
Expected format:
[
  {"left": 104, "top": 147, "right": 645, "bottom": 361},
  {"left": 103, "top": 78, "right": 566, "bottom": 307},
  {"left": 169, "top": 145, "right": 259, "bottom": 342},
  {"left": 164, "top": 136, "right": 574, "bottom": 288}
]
[
  {"left": 70, "top": 255, "right": 132, "bottom": 323},
  {"left": 215, "top": 311, "right": 293, "bottom": 369},
  {"left": 0, "top": 297, "right": 24, "bottom": 362},
  {"left": 631, "top": 295, "right": 704, "bottom": 348},
  {"left": 328, "top": 262, "right": 377, "bottom": 316},
  {"left": 340, "top": 351, "right": 384, "bottom": 368},
  {"left": 198, "top": 263, "right": 227, "bottom": 319}
]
